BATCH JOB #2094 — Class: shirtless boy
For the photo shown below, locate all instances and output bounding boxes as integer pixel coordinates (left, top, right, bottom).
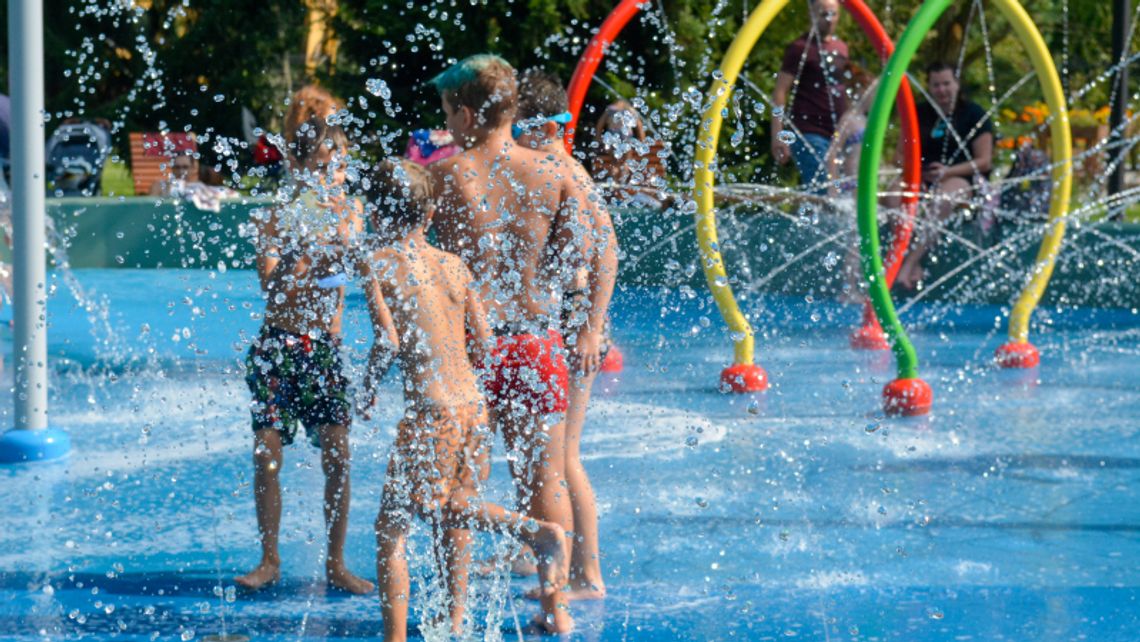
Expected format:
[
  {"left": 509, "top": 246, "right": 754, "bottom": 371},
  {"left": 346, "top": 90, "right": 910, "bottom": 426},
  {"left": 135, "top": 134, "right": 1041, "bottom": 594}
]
[
  {"left": 427, "top": 54, "right": 598, "bottom": 632},
  {"left": 237, "top": 91, "right": 380, "bottom": 595},
  {"left": 513, "top": 68, "right": 619, "bottom": 601},
  {"left": 362, "top": 158, "right": 568, "bottom": 640}
]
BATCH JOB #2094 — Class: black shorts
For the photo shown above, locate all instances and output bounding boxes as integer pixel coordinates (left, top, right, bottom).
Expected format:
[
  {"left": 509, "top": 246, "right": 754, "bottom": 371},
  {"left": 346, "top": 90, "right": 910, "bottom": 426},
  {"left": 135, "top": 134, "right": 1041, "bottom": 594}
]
[{"left": 245, "top": 326, "right": 351, "bottom": 447}]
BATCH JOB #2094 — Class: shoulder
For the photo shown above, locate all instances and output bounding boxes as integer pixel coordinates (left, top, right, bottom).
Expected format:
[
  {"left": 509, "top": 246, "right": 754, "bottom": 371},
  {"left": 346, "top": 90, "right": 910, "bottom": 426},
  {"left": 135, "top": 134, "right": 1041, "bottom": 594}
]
[{"left": 963, "top": 101, "right": 992, "bottom": 127}]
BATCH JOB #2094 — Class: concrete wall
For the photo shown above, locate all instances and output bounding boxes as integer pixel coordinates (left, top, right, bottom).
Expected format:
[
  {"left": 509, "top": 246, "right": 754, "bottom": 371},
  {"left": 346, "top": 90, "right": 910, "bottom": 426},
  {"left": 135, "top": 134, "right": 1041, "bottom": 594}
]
[{"left": 24, "top": 196, "right": 1140, "bottom": 309}]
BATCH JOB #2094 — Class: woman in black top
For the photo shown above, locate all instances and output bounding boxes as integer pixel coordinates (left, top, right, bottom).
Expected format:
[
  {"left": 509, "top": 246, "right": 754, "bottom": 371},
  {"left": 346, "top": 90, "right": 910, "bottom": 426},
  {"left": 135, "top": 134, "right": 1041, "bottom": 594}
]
[{"left": 896, "top": 62, "right": 994, "bottom": 291}]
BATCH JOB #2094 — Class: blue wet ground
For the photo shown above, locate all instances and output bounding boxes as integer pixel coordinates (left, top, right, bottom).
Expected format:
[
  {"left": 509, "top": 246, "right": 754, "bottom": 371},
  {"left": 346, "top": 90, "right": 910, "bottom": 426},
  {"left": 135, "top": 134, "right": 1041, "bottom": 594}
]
[{"left": 1, "top": 269, "right": 1139, "bottom": 641}]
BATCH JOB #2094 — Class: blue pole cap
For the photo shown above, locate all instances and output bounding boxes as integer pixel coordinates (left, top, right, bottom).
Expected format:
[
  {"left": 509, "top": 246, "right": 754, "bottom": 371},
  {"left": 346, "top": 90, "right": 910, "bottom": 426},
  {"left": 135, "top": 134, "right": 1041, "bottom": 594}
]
[{"left": 0, "top": 428, "right": 72, "bottom": 464}]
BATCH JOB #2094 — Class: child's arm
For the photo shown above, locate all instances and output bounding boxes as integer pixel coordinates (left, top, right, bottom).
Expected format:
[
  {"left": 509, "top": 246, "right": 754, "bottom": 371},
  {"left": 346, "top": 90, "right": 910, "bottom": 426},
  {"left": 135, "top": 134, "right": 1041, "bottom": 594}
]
[
  {"left": 561, "top": 171, "right": 618, "bottom": 374},
  {"left": 463, "top": 264, "right": 493, "bottom": 372},
  {"left": 357, "top": 252, "right": 399, "bottom": 419}
]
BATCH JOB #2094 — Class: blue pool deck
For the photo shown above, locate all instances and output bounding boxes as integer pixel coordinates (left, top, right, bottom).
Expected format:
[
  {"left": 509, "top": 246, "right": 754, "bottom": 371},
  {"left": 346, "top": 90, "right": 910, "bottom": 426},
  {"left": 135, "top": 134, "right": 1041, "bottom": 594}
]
[{"left": 0, "top": 269, "right": 1139, "bottom": 641}]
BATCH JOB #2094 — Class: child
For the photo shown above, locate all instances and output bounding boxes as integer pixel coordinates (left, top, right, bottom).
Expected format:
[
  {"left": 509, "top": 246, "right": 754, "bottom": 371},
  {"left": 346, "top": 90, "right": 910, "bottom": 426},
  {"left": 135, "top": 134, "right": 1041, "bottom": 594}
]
[
  {"left": 237, "top": 87, "right": 383, "bottom": 595},
  {"left": 513, "top": 68, "right": 619, "bottom": 601},
  {"left": 362, "top": 158, "right": 569, "bottom": 640},
  {"left": 428, "top": 54, "right": 596, "bottom": 633}
]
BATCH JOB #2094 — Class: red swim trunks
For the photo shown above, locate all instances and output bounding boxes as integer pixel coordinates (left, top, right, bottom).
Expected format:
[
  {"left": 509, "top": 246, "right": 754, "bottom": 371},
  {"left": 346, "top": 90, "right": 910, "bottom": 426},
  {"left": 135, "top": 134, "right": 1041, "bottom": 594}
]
[{"left": 484, "top": 329, "right": 570, "bottom": 415}]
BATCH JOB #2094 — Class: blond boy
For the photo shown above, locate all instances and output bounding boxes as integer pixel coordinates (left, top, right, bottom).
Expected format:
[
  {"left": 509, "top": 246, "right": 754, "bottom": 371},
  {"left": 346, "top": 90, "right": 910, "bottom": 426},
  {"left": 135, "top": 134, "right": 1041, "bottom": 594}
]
[{"left": 363, "top": 158, "right": 568, "bottom": 641}]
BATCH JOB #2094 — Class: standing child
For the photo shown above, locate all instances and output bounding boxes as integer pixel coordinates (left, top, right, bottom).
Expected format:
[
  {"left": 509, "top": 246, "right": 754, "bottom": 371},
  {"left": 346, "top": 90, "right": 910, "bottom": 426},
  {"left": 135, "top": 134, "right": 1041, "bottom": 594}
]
[
  {"left": 362, "top": 158, "right": 568, "bottom": 641},
  {"left": 237, "top": 86, "right": 384, "bottom": 595},
  {"left": 513, "top": 68, "right": 619, "bottom": 601}
]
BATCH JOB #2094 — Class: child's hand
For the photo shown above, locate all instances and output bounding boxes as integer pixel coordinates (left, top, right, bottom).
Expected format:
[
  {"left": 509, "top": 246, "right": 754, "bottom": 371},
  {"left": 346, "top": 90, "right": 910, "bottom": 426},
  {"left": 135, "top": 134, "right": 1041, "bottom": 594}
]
[{"left": 569, "top": 327, "right": 602, "bottom": 375}]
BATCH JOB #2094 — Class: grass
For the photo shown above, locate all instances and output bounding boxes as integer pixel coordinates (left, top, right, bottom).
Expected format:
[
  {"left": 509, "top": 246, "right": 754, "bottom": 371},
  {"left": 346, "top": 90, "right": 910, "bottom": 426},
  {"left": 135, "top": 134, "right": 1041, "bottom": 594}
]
[{"left": 100, "top": 158, "right": 135, "bottom": 197}]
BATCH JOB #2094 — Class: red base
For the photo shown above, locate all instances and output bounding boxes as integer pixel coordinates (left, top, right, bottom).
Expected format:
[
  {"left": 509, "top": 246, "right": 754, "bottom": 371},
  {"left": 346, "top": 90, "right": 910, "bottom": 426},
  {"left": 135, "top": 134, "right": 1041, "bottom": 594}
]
[
  {"left": 995, "top": 341, "right": 1040, "bottom": 369},
  {"left": 720, "top": 363, "right": 769, "bottom": 393},
  {"left": 882, "top": 378, "right": 933, "bottom": 416},
  {"left": 600, "top": 345, "right": 624, "bottom": 372},
  {"left": 849, "top": 323, "right": 890, "bottom": 350}
]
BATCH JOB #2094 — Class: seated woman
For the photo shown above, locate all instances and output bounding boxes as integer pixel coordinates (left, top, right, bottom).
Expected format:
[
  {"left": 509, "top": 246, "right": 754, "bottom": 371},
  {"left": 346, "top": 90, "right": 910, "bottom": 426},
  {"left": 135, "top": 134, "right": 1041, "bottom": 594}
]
[
  {"left": 894, "top": 61, "right": 993, "bottom": 291},
  {"left": 148, "top": 149, "right": 201, "bottom": 197}
]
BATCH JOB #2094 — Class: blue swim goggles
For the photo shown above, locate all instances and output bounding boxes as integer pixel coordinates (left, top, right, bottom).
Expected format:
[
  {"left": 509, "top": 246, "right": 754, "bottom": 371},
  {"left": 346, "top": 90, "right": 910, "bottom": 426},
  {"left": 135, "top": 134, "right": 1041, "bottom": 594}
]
[{"left": 511, "top": 111, "right": 573, "bottom": 139}]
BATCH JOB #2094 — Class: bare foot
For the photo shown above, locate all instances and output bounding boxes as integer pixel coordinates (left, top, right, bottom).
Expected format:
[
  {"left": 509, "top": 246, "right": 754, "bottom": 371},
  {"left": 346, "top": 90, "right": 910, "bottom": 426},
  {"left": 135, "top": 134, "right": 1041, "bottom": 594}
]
[
  {"left": 235, "top": 561, "right": 280, "bottom": 591},
  {"left": 529, "top": 521, "right": 573, "bottom": 633},
  {"left": 525, "top": 578, "right": 606, "bottom": 602},
  {"left": 475, "top": 549, "right": 537, "bottom": 577},
  {"left": 528, "top": 609, "right": 574, "bottom": 636},
  {"left": 326, "top": 564, "right": 375, "bottom": 595}
]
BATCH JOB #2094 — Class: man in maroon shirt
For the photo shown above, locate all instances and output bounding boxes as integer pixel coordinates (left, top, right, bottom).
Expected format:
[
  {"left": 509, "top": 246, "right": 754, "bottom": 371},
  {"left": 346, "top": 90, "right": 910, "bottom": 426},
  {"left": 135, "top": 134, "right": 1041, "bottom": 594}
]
[{"left": 771, "top": 0, "right": 848, "bottom": 190}]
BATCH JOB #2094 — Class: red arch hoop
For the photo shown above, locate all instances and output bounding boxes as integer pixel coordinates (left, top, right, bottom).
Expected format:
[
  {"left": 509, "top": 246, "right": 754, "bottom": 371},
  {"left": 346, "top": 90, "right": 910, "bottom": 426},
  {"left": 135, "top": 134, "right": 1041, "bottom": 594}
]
[{"left": 565, "top": 0, "right": 921, "bottom": 348}]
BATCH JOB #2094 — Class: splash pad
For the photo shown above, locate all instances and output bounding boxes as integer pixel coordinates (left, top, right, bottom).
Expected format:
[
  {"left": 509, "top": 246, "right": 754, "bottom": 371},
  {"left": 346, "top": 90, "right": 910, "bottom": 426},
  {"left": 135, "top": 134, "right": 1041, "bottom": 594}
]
[{"left": 2, "top": 0, "right": 1140, "bottom": 640}]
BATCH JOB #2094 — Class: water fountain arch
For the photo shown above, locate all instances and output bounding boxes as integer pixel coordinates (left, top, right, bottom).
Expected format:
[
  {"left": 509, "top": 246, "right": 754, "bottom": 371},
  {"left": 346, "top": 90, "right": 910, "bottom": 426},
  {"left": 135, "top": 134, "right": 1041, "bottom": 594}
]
[
  {"left": 857, "top": 0, "right": 1073, "bottom": 415},
  {"left": 689, "top": 0, "right": 924, "bottom": 393}
]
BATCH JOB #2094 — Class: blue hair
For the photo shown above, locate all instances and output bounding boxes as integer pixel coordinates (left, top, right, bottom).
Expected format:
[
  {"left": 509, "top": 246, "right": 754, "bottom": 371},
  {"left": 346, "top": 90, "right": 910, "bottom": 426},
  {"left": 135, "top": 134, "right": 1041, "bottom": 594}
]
[{"left": 429, "top": 54, "right": 512, "bottom": 94}]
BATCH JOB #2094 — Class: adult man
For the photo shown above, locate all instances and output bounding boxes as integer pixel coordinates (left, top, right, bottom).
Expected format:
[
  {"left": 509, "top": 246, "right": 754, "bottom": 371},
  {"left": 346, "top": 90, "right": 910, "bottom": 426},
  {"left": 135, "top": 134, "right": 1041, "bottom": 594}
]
[{"left": 895, "top": 61, "right": 994, "bottom": 291}]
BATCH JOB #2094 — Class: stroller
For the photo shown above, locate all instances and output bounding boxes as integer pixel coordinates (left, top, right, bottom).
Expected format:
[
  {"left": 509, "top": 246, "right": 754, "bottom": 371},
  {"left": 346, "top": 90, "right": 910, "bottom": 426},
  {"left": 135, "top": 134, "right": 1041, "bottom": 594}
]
[{"left": 46, "top": 120, "right": 112, "bottom": 196}]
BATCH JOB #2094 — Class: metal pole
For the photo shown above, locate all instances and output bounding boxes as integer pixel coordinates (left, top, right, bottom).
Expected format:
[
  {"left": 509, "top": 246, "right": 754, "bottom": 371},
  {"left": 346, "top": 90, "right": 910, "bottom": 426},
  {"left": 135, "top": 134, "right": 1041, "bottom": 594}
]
[
  {"left": 0, "top": 0, "right": 68, "bottom": 463},
  {"left": 1109, "top": 0, "right": 1129, "bottom": 203}
]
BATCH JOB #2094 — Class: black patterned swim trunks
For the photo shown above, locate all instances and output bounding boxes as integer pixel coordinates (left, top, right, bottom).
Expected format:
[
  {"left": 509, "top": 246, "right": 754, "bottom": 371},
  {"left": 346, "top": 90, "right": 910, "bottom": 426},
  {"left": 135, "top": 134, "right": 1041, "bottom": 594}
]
[{"left": 245, "top": 326, "right": 351, "bottom": 447}]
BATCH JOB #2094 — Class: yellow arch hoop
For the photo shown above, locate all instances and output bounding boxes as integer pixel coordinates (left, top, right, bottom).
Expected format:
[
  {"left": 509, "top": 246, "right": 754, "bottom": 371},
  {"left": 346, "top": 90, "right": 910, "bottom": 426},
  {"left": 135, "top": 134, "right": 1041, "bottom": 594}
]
[
  {"left": 693, "top": 0, "right": 792, "bottom": 383},
  {"left": 992, "top": 0, "right": 1072, "bottom": 367}
]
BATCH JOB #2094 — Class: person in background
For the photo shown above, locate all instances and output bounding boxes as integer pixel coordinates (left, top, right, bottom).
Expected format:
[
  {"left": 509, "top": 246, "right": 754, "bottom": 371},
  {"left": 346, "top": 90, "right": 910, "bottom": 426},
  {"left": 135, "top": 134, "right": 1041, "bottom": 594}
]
[
  {"left": 894, "top": 61, "right": 994, "bottom": 291},
  {"left": 771, "top": 0, "right": 849, "bottom": 190}
]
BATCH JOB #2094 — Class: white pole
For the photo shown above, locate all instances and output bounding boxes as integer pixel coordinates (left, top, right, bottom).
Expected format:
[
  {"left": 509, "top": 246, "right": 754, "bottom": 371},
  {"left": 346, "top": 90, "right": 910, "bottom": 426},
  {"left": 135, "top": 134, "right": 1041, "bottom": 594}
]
[
  {"left": 10, "top": 0, "right": 49, "bottom": 431},
  {"left": 1, "top": 0, "right": 67, "bottom": 463}
]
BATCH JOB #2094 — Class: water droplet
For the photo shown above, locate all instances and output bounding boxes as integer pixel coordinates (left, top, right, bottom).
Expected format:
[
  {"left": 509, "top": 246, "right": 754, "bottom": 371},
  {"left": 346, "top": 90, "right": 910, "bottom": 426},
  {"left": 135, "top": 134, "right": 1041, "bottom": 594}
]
[
  {"left": 777, "top": 130, "right": 796, "bottom": 144},
  {"left": 366, "top": 78, "right": 391, "bottom": 99},
  {"left": 865, "top": 422, "right": 881, "bottom": 433},
  {"left": 213, "top": 94, "right": 224, "bottom": 103},
  {"left": 685, "top": 435, "right": 699, "bottom": 449}
]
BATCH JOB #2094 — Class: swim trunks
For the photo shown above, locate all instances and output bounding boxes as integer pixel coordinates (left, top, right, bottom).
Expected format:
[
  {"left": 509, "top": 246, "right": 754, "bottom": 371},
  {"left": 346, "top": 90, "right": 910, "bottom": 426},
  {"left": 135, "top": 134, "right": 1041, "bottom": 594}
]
[
  {"left": 381, "top": 402, "right": 492, "bottom": 523},
  {"left": 559, "top": 289, "right": 613, "bottom": 364},
  {"left": 245, "top": 326, "right": 351, "bottom": 447},
  {"left": 483, "top": 328, "right": 570, "bottom": 415}
]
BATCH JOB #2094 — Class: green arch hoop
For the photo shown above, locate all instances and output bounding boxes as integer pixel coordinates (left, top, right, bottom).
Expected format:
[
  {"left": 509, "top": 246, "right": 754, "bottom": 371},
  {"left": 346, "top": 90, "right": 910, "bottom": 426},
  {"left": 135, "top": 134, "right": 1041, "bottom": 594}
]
[{"left": 858, "top": 0, "right": 1073, "bottom": 381}]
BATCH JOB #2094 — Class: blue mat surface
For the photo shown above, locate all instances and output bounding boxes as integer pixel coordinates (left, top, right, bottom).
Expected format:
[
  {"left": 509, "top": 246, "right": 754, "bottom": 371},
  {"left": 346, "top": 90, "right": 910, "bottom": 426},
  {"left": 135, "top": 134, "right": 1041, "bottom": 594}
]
[{"left": 1, "top": 269, "right": 1138, "bottom": 640}]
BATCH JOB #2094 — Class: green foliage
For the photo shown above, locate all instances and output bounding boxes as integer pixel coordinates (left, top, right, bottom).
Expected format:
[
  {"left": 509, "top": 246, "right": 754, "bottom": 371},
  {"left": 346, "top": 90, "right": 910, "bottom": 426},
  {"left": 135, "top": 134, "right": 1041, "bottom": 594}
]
[{"left": 0, "top": 0, "right": 1133, "bottom": 182}]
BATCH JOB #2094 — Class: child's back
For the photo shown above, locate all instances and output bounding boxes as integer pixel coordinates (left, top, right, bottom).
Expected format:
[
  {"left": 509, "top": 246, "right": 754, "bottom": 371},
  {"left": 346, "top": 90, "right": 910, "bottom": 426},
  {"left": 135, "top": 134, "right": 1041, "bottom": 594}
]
[{"left": 372, "top": 242, "right": 484, "bottom": 410}]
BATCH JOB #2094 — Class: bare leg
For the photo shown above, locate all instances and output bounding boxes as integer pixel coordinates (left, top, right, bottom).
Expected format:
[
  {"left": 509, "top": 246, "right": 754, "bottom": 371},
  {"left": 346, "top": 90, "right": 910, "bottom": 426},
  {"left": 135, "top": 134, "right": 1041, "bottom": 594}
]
[
  {"left": 319, "top": 424, "right": 375, "bottom": 594},
  {"left": 443, "top": 527, "right": 472, "bottom": 635},
  {"left": 235, "top": 429, "right": 284, "bottom": 590},
  {"left": 562, "top": 369, "right": 606, "bottom": 600},
  {"left": 500, "top": 409, "right": 574, "bottom": 633},
  {"left": 376, "top": 512, "right": 411, "bottom": 642},
  {"left": 897, "top": 176, "right": 972, "bottom": 290}
]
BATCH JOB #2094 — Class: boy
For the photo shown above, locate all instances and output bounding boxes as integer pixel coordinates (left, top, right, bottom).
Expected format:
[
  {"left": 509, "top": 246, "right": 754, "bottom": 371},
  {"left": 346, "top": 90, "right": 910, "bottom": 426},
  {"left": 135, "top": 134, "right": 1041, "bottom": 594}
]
[
  {"left": 512, "top": 68, "right": 619, "bottom": 601},
  {"left": 362, "top": 158, "right": 569, "bottom": 640},
  {"left": 237, "top": 97, "right": 382, "bottom": 595},
  {"left": 427, "top": 54, "right": 598, "bottom": 632}
]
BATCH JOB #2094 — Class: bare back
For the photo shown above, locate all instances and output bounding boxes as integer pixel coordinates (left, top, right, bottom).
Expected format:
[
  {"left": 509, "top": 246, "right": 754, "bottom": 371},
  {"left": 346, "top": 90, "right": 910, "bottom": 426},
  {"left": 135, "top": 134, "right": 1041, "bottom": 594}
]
[
  {"left": 372, "top": 243, "right": 485, "bottom": 409},
  {"left": 431, "top": 137, "right": 580, "bottom": 327}
]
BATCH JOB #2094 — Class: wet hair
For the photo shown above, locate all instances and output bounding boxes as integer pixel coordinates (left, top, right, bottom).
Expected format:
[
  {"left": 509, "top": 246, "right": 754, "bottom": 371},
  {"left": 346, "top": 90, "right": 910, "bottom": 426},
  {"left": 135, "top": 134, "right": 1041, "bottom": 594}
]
[
  {"left": 285, "top": 85, "right": 345, "bottom": 161},
  {"left": 429, "top": 54, "right": 517, "bottom": 128},
  {"left": 292, "top": 114, "right": 349, "bottom": 168},
  {"left": 517, "top": 68, "right": 569, "bottom": 121},
  {"left": 925, "top": 61, "right": 958, "bottom": 79},
  {"left": 367, "top": 157, "right": 434, "bottom": 235}
]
